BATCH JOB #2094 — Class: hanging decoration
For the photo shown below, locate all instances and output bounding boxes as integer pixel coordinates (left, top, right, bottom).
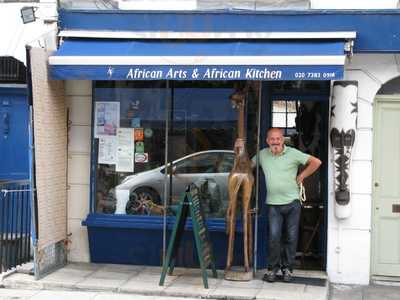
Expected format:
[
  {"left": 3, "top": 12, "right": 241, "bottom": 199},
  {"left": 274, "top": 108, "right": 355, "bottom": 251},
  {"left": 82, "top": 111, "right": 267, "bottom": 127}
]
[{"left": 330, "top": 81, "right": 358, "bottom": 219}]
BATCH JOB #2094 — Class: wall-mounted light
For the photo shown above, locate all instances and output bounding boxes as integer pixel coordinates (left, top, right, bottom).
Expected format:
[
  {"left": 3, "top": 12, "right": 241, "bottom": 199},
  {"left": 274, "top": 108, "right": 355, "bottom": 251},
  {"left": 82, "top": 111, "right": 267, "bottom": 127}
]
[{"left": 20, "top": 6, "right": 37, "bottom": 24}]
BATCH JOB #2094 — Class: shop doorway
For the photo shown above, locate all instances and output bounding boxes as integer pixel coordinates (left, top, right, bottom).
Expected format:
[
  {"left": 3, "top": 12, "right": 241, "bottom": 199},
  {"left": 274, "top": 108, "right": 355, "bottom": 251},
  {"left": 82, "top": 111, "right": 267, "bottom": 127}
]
[{"left": 263, "top": 81, "right": 330, "bottom": 271}]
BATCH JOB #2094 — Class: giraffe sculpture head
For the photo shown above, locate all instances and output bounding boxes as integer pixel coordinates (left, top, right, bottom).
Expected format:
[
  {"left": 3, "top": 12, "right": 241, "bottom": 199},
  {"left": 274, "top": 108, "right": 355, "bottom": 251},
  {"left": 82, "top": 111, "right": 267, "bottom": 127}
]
[
  {"left": 330, "top": 81, "right": 358, "bottom": 219},
  {"left": 229, "top": 86, "right": 247, "bottom": 110}
]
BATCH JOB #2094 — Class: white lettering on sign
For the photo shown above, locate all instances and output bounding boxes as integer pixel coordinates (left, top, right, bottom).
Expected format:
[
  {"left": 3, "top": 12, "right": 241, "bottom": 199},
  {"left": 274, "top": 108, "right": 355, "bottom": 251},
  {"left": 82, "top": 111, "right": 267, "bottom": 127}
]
[
  {"left": 121, "top": 67, "right": 287, "bottom": 80},
  {"left": 166, "top": 68, "right": 187, "bottom": 79},
  {"left": 203, "top": 68, "right": 241, "bottom": 79},
  {"left": 126, "top": 68, "right": 163, "bottom": 79},
  {"left": 245, "top": 68, "right": 282, "bottom": 79}
]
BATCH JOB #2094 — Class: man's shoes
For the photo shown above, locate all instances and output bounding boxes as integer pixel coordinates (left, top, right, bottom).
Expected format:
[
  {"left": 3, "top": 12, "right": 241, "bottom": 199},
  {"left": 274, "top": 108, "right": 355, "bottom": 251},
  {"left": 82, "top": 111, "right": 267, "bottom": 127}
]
[
  {"left": 263, "top": 270, "right": 277, "bottom": 283},
  {"left": 282, "top": 268, "right": 293, "bottom": 283}
]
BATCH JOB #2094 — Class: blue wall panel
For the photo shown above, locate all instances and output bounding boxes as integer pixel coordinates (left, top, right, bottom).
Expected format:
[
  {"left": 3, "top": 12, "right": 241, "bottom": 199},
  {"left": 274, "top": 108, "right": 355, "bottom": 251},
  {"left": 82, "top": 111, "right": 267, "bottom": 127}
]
[
  {"left": 59, "top": 9, "right": 400, "bottom": 53},
  {"left": 0, "top": 88, "right": 29, "bottom": 181},
  {"left": 84, "top": 214, "right": 267, "bottom": 269}
]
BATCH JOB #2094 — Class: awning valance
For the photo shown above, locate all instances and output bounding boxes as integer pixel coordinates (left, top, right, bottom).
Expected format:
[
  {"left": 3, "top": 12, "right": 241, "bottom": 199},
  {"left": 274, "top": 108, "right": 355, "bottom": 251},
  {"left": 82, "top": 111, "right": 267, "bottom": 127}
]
[{"left": 49, "top": 39, "right": 347, "bottom": 81}]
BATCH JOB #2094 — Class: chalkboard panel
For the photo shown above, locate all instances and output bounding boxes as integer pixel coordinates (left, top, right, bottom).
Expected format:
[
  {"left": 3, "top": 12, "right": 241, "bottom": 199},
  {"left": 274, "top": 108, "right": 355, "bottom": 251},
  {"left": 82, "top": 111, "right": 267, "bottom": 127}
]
[{"left": 159, "top": 183, "right": 217, "bottom": 288}]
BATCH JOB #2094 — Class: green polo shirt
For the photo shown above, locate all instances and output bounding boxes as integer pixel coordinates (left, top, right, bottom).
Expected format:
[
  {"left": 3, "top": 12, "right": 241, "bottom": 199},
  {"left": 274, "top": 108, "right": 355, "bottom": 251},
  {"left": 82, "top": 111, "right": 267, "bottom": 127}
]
[{"left": 252, "top": 146, "right": 310, "bottom": 205}]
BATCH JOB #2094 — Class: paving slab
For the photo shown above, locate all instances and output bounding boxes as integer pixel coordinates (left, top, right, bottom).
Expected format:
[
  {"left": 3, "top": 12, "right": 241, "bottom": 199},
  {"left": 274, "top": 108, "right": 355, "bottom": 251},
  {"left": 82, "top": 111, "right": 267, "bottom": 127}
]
[
  {"left": 75, "top": 277, "right": 129, "bottom": 291},
  {"left": 30, "top": 290, "right": 97, "bottom": 300},
  {"left": 363, "top": 284, "right": 400, "bottom": 300},
  {"left": 93, "top": 293, "right": 158, "bottom": 300},
  {"left": 164, "top": 284, "right": 214, "bottom": 298},
  {"left": 256, "top": 282, "right": 306, "bottom": 300},
  {"left": 220, "top": 278, "right": 264, "bottom": 289},
  {"left": 329, "top": 284, "right": 363, "bottom": 300},
  {"left": 97, "top": 264, "right": 144, "bottom": 273},
  {"left": 210, "top": 286, "right": 259, "bottom": 299},
  {"left": 0, "top": 288, "right": 41, "bottom": 300},
  {"left": 119, "top": 279, "right": 167, "bottom": 295}
]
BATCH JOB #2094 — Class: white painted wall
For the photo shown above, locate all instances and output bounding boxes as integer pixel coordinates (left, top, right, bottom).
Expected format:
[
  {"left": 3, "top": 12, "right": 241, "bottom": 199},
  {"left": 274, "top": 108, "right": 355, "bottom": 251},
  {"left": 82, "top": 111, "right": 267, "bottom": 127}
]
[
  {"left": 66, "top": 80, "right": 92, "bottom": 263},
  {"left": 114, "top": 0, "right": 400, "bottom": 10},
  {"left": 311, "top": 0, "right": 399, "bottom": 9},
  {"left": 0, "top": 1, "right": 57, "bottom": 65},
  {"left": 118, "top": 0, "right": 196, "bottom": 10},
  {"left": 327, "top": 54, "right": 400, "bottom": 285}
]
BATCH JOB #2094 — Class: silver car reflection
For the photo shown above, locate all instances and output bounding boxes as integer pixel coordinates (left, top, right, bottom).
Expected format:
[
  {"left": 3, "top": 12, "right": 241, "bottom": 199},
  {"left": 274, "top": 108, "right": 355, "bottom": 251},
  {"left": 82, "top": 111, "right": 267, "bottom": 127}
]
[{"left": 114, "top": 150, "right": 234, "bottom": 216}]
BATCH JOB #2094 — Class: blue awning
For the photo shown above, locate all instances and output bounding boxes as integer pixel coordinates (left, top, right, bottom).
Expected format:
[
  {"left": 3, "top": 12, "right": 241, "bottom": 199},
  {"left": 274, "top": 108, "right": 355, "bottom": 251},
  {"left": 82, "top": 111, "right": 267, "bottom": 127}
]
[{"left": 49, "top": 39, "right": 347, "bottom": 81}]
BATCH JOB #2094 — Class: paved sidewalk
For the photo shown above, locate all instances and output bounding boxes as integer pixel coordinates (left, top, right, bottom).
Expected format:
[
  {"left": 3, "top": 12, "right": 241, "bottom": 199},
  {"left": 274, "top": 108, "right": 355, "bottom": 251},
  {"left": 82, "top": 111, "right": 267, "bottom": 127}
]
[
  {"left": 0, "top": 263, "right": 328, "bottom": 300},
  {"left": 330, "top": 283, "right": 400, "bottom": 300},
  {"left": 0, "top": 288, "right": 216, "bottom": 300}
]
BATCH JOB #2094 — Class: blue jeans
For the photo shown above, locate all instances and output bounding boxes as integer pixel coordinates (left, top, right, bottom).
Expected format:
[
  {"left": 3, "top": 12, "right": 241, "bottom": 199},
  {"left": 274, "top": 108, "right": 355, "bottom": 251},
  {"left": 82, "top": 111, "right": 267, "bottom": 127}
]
[{"left": 267, "top": 200, "right": 301, "bottom": 272}]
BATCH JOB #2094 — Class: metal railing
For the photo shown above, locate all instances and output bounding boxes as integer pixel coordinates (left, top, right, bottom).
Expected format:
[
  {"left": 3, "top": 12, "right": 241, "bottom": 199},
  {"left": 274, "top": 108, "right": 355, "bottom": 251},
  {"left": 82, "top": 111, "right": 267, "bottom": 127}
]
[{"left": 0, "top": 180, "right": 32, "bottom": 273}]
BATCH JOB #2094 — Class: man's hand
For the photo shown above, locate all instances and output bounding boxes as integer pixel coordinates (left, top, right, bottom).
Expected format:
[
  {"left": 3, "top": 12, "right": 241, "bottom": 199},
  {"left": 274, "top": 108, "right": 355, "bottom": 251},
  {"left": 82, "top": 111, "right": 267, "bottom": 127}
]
[
  {"left": 296, "top": 173, "right": 305, "bottom": 185},
  {"left": 297, "top": 156, "right": 322, "bottom": 185}
]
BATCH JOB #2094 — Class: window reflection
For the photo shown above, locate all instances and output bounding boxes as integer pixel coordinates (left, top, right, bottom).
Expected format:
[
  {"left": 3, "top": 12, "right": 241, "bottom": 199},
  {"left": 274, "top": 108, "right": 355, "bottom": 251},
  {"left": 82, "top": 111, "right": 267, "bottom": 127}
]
[{"left": 93, "top": 81, "right": 259, "bottom": 219}]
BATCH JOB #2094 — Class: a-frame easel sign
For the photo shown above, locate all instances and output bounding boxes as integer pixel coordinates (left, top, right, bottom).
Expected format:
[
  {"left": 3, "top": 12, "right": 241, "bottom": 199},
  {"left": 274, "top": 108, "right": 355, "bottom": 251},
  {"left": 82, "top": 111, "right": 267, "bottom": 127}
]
[{"left": 159, "top": 183, "right": 218, "bottom": 289}]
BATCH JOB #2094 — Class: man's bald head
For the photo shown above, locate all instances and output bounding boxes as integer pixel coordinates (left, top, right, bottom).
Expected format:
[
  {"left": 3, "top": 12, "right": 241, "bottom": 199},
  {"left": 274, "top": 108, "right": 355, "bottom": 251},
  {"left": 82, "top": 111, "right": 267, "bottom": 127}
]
[{"left": 267, "top": 128, "right": 284, "bottom": 139}]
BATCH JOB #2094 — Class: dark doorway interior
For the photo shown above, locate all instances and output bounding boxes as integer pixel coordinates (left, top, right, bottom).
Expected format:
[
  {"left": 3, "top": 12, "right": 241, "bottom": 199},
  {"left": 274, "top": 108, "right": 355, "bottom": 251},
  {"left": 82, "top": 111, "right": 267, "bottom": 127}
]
[{"left": 264, "top": 81, "right": 330, "bottom": 271}]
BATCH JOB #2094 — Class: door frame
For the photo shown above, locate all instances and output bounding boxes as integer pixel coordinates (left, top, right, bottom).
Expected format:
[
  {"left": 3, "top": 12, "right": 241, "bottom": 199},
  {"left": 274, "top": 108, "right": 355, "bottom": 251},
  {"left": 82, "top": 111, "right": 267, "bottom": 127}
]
[
  {"left": 263, "top": 81, "right": 330, "bottom": 271},
  {"left": 371, "top": 94, "right": 400, "bottom": 276}
]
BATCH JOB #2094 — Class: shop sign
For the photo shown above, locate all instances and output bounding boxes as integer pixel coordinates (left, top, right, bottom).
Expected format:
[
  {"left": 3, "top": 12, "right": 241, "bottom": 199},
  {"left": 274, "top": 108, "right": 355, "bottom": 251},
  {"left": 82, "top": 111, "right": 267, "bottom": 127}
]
[
  {"left": 121, "top": 66, "right": 341, "bottom": 81},
  {"left": 51, "top": 65, "right": 343, "bottom": 81}
]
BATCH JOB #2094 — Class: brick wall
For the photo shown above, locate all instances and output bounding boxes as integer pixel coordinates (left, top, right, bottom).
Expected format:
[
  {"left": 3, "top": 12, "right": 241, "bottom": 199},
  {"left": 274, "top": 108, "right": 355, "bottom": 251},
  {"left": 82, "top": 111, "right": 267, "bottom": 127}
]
[{"left": 30, "top": 47, "right": 67, "bottom": 251}]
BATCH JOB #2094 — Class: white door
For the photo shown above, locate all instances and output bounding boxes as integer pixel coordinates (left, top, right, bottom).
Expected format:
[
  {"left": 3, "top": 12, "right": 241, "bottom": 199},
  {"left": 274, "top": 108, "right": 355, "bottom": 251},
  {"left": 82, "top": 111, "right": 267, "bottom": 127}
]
[{"left": 372, "top": 96, "right": 400, "bottom": 276}]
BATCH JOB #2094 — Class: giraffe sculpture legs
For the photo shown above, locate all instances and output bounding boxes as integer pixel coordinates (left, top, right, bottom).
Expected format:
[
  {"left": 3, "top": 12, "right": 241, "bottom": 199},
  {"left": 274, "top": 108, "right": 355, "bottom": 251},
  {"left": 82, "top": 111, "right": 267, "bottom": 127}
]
[{"left": 226, "top": 173, "right": 254, "bottom": 272}]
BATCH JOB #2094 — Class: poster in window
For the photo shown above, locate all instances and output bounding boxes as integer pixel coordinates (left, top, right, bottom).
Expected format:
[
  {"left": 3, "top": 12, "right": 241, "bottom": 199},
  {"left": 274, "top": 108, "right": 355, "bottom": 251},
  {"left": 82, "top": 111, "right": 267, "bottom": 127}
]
[
  {"left": 134, "top": 128, "right": 144, "bottom": 141},
  {"left": 135, "top": 153, "right": 149, "bottom": 163},
  {"left": 95, "top": 101, "right": 120, "bottom": 138},
  {"left": 131, "top": 117, "right": 141, "bottom": 128},
  {"left": 116, "top": 128, "right": 134, "bottom": 172},
  {"left": 135, "top": 141, "right": 145, "bottom": 153},
  {"left": 98, "top": 136, "right": 117, "bottom": 165}
]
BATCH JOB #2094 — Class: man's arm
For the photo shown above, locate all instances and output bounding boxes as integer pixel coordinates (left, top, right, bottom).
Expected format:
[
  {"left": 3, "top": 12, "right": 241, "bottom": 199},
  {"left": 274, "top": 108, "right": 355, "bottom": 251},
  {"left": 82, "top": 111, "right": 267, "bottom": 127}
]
[{"left": 296, "top": 156, "right": 322, "bottom": 185}]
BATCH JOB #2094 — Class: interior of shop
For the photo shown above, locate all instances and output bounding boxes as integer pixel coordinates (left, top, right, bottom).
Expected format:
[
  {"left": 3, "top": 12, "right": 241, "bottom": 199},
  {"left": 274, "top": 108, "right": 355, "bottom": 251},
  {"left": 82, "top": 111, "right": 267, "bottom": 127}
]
[
  {"left": 266, "top": 81, "right": 330, "bottom": 271},
  {"left": 90, "top": 80, "right": 329, "bottom": 271}
]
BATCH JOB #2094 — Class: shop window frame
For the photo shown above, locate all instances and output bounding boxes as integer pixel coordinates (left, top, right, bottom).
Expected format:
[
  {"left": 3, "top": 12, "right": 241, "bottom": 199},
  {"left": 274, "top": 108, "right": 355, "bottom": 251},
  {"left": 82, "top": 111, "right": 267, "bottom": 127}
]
[{"left": 87, "top": 80, "right": 259, "bottom": 229}]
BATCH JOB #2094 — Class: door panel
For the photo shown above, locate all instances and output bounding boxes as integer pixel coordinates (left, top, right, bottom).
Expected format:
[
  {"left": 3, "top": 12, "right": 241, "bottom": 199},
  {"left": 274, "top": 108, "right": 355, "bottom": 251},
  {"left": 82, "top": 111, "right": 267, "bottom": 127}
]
[
  {"left": 373, "top": 98, "right": 400, "bottom": 276},
  {"left": 0, "top": 88, "right": 29, "bottom": 180}
]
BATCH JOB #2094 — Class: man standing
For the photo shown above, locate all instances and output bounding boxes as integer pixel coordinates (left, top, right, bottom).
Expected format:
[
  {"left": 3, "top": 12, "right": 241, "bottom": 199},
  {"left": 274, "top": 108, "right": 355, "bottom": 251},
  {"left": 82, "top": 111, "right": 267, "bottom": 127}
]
[{"left": 253, "top": 128, "right": 321, "bottom": 283}]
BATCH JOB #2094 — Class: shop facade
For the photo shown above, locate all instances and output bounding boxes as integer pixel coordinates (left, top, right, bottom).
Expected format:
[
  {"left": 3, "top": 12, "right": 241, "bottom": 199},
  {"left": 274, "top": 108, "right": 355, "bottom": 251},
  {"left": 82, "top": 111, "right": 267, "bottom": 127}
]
[{"left": 28, "top": 9, "right": 400, "bottom": 284}]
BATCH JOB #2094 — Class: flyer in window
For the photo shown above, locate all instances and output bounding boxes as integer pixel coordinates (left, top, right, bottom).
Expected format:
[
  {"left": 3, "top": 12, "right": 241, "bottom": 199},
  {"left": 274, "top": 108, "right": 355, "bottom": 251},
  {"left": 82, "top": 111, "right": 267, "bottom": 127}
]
[
  {"left": 94, "top": 101, "right": 120, "bottom": 138},
  {"left": 134, "top": 128, "right": 144, "bottom": 141},
  {"left": 98, "top": 137, "right": 117, "bottom": 165},
  {"left": 116, "top": 128, "right": 134, "bottom": 172}
]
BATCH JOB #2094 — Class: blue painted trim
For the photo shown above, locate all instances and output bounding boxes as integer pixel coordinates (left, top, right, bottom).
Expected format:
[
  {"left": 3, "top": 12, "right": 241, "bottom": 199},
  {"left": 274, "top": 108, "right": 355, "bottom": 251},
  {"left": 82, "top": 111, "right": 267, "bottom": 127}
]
[
  {"left": 89, "top": 83, "right": 96, "bottom": 214},
  {"left": 55, "top": 39, "right": 345, "bottom": 56},
  {"left": 28, "top": 106, "right": 37, "bottom": 246},
  {"left": 59, "top": 9, "right": 400, "bottom": 52},
  {"left": 0, "top": 87, "right": 27, "bottom": 96}
]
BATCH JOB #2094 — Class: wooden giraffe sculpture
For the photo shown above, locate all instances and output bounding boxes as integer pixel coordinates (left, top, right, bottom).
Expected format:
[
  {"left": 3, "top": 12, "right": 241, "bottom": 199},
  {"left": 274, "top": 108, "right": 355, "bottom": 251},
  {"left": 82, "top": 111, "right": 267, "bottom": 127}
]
[{"left": 226, "top": 83, "right": 254, "bottom": 273}]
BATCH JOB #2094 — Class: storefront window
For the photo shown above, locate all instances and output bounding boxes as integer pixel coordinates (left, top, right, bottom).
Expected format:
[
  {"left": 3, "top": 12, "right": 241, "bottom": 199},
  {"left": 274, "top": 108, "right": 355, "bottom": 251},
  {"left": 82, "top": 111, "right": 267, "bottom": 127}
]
[
  {"left": 92, "top": 81, "right": 259, "bottom": 219},
  {"left": 168, "top": 83, "right": 236, "bottom": 218},
  {"left": 93, "top": 81, "right": 168, "bottom": 215}
]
